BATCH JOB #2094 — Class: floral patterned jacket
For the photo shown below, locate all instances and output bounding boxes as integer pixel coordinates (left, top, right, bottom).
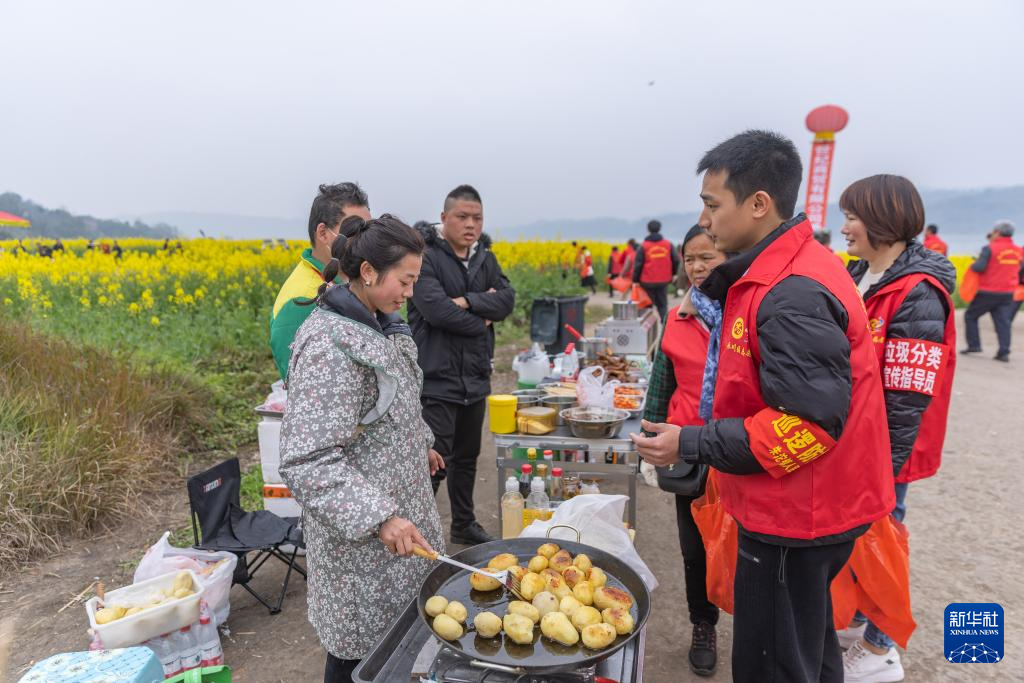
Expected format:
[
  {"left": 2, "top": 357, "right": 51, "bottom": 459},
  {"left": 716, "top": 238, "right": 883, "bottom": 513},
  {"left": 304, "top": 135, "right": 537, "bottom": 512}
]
[{"left": 280, "top": 285, "right": 444, "bottom": 658}]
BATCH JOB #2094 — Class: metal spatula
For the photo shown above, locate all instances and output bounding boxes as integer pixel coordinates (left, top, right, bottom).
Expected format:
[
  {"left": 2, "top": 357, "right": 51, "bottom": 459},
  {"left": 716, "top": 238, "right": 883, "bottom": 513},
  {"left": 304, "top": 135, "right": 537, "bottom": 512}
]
[{"left": 412, "top": 546, "right": 526, "bottom": 601}]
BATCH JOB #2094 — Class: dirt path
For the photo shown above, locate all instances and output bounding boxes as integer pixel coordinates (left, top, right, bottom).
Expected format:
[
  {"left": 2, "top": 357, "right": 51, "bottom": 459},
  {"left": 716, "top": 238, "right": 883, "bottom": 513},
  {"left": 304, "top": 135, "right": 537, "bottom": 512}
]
[{"left": 4, "top": 305, "right": 1022, "bottom": 682}]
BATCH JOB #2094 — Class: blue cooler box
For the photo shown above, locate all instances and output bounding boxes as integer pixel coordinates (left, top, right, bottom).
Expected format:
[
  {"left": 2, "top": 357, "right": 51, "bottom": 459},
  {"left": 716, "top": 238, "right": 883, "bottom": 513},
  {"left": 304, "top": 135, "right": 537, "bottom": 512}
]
[{"left": 19, "top": 647, "right": 163, "bottom": 683}]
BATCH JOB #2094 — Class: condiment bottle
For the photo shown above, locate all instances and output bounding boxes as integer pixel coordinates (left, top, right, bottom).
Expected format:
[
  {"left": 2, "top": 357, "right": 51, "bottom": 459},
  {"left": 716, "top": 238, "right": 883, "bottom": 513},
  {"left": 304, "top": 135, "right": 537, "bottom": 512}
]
[{"left": 501, "top": 476, "right": 525, "bottom": 539}]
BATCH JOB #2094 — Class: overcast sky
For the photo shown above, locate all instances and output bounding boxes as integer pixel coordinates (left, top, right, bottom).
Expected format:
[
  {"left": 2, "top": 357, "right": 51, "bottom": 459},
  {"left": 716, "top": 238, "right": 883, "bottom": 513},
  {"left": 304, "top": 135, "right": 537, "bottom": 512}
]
[{"left": 2, "top": 0, "right": 1022, "bottom": 236}]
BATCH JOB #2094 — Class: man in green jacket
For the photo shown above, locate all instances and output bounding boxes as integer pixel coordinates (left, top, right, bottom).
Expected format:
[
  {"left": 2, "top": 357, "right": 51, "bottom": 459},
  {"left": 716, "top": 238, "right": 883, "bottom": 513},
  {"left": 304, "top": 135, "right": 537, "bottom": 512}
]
[{"left": 270, "top": 182, "right": 371, "bottom": 379}]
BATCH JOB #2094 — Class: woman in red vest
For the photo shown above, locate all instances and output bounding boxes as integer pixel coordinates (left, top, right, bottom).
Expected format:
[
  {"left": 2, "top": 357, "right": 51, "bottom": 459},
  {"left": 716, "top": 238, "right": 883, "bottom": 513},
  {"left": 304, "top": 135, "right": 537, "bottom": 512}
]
[
  {"left": 633, "top": 131, "right": 894, "bottom": 683},
  {"left": 643, "top": 225, "right": 727, "bottom": 676},
  {"left": 838, "top": 175, "right": 957, "bottom": 682},
  {"left": 962, "top": 221, "right": 1023, "bottom": 361}
]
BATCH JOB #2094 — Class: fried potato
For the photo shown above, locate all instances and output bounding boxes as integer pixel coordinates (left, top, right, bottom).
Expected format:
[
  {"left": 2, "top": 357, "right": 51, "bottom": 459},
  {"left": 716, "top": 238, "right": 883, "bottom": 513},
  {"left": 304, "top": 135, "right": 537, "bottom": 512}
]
[
  {"left": 532, "top": 591, "right": 559, "bottom": 618},
  {"left": 573, "top": 554, "right": 593, "bottom": 573},
  {"left": 507, "top": 565, "right": 528, "bottom": 582},
  {"left": 470, "top": 571, "right": 502, "bottom": 592},
  {"left": 487, "top": 553, "right": 519, "bottom": 571},
  {"left": 425, "top": 595, "right": 449, "bottom": 617},
  {"left": 520, "top": 572, "right": 546, "bottom": 600},
  {"left": 549, "top": 549, "right": 574, "bottom": 573},
  {"left": 558, "top": 595, "right": 583, "bottom": 617},
  {"left": 537, "top": 543, "right": 560, "bottom": 558},
  {"left": 444, "top": 600, "right": 468, "bottom": 624},
  {"left": 570, "top": 605, "right": 602, "bottom": 631},
  {"left": 593, "top": 586, "right": 633, "bottom": 611},
  {"left": 540, "top": 568, "right": 562, "bottom": 583},
  {"left": 572, "top": 580, "right": 595, "bottom": 606},
  {"left": 474, "top": 611, "right": 503, "bottom": 638},
  {"left": 540, "top": 611, "right": 580, "bottom": 646},
  {"left": 543, "top": 572, "right": 572, "bottom": 600},
  {"left": 433, "top": 613, "right": 463, "bottom": 641},
  {"left": 507, "top": 600, "right": 540, "bottom": 624},
  {"left": 561, "top": 566, "right": 586, "bottom": 589},
  {"left": 581, "top": 622, "right": 617, "bottom": 649},
  {"left": 587, "top": 566, "right": 608, "bottom": 589},
  {"left": 503, "top": 613, "right": 536, "bottom": 645},
  {"left": 602, "top": 607, "right": 635, "bottom": 635},
  {"left": 527, "top": 555, "right": 549, "bottom": 573}
]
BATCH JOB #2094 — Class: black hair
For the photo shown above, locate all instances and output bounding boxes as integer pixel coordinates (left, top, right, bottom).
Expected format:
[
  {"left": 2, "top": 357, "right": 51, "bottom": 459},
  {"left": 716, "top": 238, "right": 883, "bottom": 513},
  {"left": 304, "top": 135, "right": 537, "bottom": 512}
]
[
  {"left": 611, "top": 245, "right": 619, "bottom": 251},
  {"left": 697, "top": 130, "right": 803, "bottom": 219},
  {"left": 307, "top": 182, "right": 369, "bottom": 247},
  {"left": 682, "top": 224, "right": 711, "bottom": 249},
  {"left": 647, "top": 220, "right": 662, "bottom": 233},
  {"left": 301, "top": 214, "right": 425, "bottom": 305},
  {"left": 412, "top": 220, "right": 434, "bottom": 232},
  {"left": 627, "top": 238, "right": 638, "bottom": 248},
  {"left": 926, "top": 224, "right": 938, "bottom": 234},
  {"left": 444, "top": 184, "right": 483, "bottom": 211}
]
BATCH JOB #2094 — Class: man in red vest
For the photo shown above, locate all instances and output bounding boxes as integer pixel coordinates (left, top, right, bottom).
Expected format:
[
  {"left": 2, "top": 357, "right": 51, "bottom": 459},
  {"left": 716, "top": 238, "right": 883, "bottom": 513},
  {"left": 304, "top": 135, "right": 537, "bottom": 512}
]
[
  {"left": 631, "top": 130, "right": 894, "bottom": 683},
  {"left": 962, "top": 221, "right": 1023, "bottom": 361},
  {"left": 633, "top": 219, "right": 680, "bottom": 320},
  {"left": 922, "top": 224, "right": 948, "bottom": 255}
]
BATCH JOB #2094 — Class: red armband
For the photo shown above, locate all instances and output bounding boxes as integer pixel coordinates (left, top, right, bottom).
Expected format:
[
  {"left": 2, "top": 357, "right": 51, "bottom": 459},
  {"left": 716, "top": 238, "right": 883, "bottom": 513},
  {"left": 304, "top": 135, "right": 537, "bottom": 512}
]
[
  {"left": 882, "top": 338, "right": 949, "bottom": 396},
  {"left": 744, "top": 408, "right": 837, "bottom": 478}
]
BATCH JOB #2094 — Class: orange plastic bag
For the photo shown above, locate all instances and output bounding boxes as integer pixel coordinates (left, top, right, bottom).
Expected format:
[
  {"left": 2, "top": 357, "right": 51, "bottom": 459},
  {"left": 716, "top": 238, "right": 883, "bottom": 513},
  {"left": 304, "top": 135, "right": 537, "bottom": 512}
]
[
  {"left": 630, "top": 283, "right": 653, "bottom": 309},
  {"left": 831, "top": 516, "right": 917, "bottom": 648},
  {"left": 610, "top": 275, "right": 632, "bottom": 293},
  {"left": 691, "top": 472, "right": 738, "bottom": 614},
  {"left": 959, "top": 268, "right": 979, "bottom": 303},
  {"left": 1014, "top": 284, "right": 1024, "bottom": 302}
]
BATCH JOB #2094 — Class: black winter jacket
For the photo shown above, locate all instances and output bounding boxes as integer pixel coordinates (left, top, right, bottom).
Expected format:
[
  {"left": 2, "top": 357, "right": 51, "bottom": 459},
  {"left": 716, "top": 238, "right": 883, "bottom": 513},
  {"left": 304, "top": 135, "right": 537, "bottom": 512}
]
[
  {"left": 407, "top": 226, "right": 516, "bottom": 404},
  {"left": 848, "top": 242, "right": 956, "bottom": 477}
]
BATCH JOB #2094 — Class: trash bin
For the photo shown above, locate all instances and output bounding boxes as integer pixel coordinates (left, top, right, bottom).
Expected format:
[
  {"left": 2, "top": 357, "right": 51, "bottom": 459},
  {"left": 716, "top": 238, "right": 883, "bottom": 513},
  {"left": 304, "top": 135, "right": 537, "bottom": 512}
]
[{"left": 530, "top": 295, "right": 589, "bottom": 356}]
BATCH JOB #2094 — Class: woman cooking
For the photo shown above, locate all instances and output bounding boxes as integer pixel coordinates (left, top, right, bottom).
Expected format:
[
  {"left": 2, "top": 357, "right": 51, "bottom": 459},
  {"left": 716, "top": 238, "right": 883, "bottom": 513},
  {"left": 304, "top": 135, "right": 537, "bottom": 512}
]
[{"left": 280, "top": 214, "right": 446, "bottom": 683}]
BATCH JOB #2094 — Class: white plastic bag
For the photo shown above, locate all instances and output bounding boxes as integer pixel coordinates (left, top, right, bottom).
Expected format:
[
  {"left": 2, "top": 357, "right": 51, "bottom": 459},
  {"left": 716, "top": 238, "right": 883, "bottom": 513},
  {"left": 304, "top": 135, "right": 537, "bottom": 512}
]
[
  {"left": 134, "top": 531, "right": 238, "bottom": 626},
  {"left": 520, "top": 494, "right": 658, "bottom": 591},
  {"left": 262, "top": 379, "right": 287, "bottom": 412},
  {"left": 575, "top": 366, "right": 620, "bottom": 409}
]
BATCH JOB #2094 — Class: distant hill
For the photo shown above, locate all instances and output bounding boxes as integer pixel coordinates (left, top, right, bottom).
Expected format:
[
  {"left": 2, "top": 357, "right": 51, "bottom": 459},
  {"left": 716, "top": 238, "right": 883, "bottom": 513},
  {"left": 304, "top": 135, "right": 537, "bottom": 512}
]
[
  {"left": 0, "top": 193, "right": 179, "bottom": 240},
  {"left": 501, "top": 186, "right": 1024, "bottom": 255}
]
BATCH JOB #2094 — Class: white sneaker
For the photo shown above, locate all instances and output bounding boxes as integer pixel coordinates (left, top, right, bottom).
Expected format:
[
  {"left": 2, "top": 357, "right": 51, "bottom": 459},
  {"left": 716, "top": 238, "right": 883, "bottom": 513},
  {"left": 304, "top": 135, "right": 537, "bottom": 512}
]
[
  {"left": 836, "top": 621, "right": 866, "bottom": 649},
  {"left": 843, "top": 640, "right": 905, "bottom": 682}
]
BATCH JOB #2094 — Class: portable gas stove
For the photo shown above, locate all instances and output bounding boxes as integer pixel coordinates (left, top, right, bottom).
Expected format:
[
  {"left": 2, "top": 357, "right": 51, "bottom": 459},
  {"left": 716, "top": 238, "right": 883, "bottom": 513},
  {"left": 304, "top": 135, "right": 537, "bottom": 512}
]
[{"left": 353, "top": 599, "right": 645, "bottom": 682}]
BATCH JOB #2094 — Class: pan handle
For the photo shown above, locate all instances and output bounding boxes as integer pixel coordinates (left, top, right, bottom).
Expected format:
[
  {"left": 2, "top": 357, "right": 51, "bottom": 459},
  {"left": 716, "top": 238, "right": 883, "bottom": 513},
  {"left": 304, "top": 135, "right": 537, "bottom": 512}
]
[
  {"left": 546, "top": 524, "right": 581, "bottom": 542},
  {"left": 469, "top": 660, "right": 527, "bottom": 675}
]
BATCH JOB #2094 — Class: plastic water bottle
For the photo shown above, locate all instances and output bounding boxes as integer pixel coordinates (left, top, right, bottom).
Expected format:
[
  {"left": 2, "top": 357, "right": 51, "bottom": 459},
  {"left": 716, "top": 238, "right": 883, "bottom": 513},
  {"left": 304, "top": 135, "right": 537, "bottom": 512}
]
[
  {"left": 88, "top": 630, "right": 104, "bottom": 652},
  {"left": 175, "top": 625, "right": 202, "bottom": 671},
  {"left": 524, "top": 476, "right": 552, "bottom": 527},
  {"left": 501, "top": 476, "right": 525, "bottom": 540},
  {"left": 152, "top": 633, "right": 182, "bottom": 678},
  {"left": 197, "top": 603, "right": 224, "bottom": 667}
]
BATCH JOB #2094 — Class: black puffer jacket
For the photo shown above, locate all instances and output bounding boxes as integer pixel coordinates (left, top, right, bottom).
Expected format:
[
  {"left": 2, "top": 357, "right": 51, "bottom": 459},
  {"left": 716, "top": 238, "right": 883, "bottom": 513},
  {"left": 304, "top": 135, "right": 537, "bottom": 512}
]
[
  {"left": 407, "top": 226, "right": 516, "bottom": 404},
  {"left": 848, "top": 242, "right": 957, "bottom": 477}
]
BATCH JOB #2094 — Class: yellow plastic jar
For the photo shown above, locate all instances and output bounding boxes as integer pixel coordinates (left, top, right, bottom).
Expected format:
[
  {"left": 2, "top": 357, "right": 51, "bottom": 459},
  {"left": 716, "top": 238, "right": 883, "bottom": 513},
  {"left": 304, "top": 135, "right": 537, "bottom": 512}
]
[{"left": 488, "top": 394, "right": 518, "bottom": 434}]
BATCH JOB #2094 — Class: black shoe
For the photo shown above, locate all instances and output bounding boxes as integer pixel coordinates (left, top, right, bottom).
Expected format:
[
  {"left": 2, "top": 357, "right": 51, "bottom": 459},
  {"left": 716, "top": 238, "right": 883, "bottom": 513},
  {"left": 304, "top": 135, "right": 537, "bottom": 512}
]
[
  {"left": 450, "top": 521, "right": 495, "bottom": 546},
  {"left": 960, "top": 348, "right": 982, "bottom": 355},
  {"left": 995, "top": 353, "right": 1010, "bottom": 362},
  {"left": 689, "top": 621, "right": 717, "bottom": 677}
]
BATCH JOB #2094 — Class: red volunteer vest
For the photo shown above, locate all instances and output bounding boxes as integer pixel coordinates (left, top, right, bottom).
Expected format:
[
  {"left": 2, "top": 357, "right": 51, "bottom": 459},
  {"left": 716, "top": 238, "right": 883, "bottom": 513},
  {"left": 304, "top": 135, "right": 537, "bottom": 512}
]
[
  {"left": 978, "top": 236, "right": 1023, "bottom": 293},
  {"left": 610, "top": 251, "right": 624, "bottom": 276},
  {"left": 640, "top": 239, "right": 674, "bottom": 284},
  {"left": 866, "top": 273, "right": 956, "bottom": 483},
  {"left": 661, "top": 306, "right": 710, "bottom": 428},
  {"left": 923, "top": 234, "right": 948, "bottom": 256},
  {"left": 713, "top": 220, "right": 895, "bottom": 540}
]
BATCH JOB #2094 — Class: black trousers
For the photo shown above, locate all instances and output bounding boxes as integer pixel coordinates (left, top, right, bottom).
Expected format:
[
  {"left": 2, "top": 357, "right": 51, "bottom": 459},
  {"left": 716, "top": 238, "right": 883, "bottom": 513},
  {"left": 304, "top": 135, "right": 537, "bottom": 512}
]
[
  {"left": 324, "top": 654, "right": 360, "bottom": 683},
  {"left": 423, "top": 397, "right": 487, "bottom": 528},
  {"left": 964, "top": 291, "right": 1016, "bottom": 355},
  {"left": 640, "top": 283, "right": 670, "bottom": 321},
  {"left": 732, "top": 533, "right": 854, "bottom": 683},
  {"left": 675, "top": 494, "right": 719, "bottom": 625}
]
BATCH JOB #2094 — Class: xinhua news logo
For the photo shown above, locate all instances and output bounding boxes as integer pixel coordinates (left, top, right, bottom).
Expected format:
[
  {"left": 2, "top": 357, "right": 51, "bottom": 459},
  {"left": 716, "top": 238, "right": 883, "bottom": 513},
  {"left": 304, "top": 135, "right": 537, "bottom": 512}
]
[{"left": 944, "top": 603, "right": 1003, "bottom": 664}]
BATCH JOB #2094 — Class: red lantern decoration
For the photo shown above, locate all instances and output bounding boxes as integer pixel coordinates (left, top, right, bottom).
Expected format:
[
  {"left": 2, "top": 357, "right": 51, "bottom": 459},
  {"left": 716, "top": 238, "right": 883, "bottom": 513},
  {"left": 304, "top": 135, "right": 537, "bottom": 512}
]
[{"left": 803, "top": 105, "right": 849, "bottom": 231}]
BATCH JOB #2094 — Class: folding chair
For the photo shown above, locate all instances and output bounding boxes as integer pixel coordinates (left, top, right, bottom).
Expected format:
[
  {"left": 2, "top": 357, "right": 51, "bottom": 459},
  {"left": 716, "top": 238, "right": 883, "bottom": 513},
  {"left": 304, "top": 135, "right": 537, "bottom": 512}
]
[{"left": 187, "top": 457, "right": 306, "bottom": 615}]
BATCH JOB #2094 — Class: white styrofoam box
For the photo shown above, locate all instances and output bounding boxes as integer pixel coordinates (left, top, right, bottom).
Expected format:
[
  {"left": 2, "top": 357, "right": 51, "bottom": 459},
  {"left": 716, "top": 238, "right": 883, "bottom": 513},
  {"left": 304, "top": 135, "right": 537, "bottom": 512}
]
[
  {"left": 86, "top": 570, "right": 203, "bottom": 649},
  {"left": 258, "top": 418, "right": 283, "bottom": 484}
]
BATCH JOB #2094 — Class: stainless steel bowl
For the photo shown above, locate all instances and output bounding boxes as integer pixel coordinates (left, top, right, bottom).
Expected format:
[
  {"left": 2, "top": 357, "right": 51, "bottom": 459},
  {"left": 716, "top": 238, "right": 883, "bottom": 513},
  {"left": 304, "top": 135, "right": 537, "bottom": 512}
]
[
  {"left": 512, "top": 389, "right": 543, "bottom": 408},
  {"left": 560, "top": 407, "right": 631, "bottom": 439},
  {"left": 542, "top": 395, "right": 578, "bottom": 425}
]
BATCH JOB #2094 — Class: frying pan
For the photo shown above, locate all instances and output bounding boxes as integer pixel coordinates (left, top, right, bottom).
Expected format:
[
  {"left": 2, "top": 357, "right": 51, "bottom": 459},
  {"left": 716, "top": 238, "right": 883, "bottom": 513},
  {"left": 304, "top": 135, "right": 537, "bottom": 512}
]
[{"left": 416, "top": 530, "right": 651, "bottom": 674}]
